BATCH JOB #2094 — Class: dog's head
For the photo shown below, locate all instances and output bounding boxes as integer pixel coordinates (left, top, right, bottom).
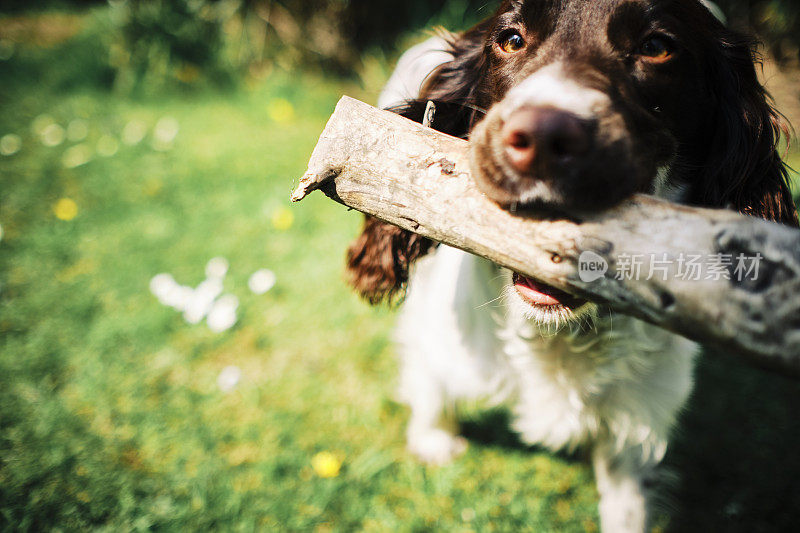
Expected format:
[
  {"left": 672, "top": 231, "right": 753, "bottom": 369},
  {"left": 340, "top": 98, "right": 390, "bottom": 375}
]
[
  {"left": 466, "top": 0, "right": 796, "bottom": 221},
  {"left": 347, "top": 0, "right": 798, "bottom": 314}
]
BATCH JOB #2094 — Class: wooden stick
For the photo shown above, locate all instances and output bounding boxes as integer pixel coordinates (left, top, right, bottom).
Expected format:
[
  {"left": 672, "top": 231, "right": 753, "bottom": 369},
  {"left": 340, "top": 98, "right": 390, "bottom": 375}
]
[{"left": 292, "top": 96, "right": 800, "bottom": 376}]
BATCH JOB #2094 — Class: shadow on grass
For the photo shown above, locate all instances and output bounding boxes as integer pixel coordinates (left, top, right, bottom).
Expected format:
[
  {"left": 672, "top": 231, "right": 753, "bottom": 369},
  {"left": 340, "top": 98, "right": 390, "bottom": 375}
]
[
  {"left": 459, "top": 407, "right": 584, "bottom": 463},
  {"left": 459, "top": 408, "right": 527, "bottom": 451},
  {"left": 665, "top": 352, "right": 800, "bottom": 533},
  {"left": 456, "top": 354, "right": 800, "bottom": 532}
]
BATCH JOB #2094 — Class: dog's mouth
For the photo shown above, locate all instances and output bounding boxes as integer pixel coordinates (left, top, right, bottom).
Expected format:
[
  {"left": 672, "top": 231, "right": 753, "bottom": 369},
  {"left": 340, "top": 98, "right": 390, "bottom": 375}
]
[{"left": 512, "top": 273, "right": 587, "bottom": 310}]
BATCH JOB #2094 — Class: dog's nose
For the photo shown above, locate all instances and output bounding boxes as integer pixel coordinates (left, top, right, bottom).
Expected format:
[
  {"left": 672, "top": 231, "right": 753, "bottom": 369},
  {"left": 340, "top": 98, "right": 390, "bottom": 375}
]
[{"left": 502, "top": 107, "right": 590, "bottom": 174}]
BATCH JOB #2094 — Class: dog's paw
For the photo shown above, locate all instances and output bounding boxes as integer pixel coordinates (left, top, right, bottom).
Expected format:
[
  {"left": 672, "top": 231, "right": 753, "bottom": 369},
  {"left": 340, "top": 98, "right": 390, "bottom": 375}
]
[{"left": 408, "top": 429, "right": 467, "bottom": 465}]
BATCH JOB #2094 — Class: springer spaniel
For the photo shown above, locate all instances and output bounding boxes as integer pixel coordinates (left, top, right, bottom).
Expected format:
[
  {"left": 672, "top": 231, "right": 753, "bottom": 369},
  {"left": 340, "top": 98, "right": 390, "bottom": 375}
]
[{"left": 345, "top": 1, "right": 798, "bottom": 530}]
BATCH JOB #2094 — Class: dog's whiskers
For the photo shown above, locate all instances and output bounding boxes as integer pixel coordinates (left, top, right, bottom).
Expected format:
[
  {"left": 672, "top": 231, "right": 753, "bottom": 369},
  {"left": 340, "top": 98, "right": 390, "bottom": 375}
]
[{"left": 475, "top": 293, "right": 505, "bottom": 310}]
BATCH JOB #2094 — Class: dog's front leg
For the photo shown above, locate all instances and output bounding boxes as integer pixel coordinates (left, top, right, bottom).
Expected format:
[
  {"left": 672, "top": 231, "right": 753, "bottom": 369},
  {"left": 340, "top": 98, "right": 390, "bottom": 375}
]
[
  {"left": 400, "top": 362, "right": 467, "bottom": 465},
  {"left": 592, "top": 443, "right": 654, "bottom": 533}
]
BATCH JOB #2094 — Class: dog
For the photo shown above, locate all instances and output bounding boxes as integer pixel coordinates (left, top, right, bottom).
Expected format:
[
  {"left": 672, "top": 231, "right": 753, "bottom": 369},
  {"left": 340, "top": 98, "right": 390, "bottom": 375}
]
[{"left": 345, "top": 1, "right": 798, "bottom": 530}]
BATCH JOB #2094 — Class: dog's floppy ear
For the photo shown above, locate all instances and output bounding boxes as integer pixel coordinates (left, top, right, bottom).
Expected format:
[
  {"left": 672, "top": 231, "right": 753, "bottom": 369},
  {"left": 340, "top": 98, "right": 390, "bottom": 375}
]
[
  {"left": 346, "top": 216, "right": 435, "bottom": 305},
  {"left": 343, "top": 105, "right": 444, "bottom": 307},
  {"left": 426, "top": 27, "right": 488, "bottom": 103},
  {"left": 345, "top": 27, "right": 491, "bottom": 305},
  {"left": 697, "top": 29, "right": 798, "bottom": 226}
]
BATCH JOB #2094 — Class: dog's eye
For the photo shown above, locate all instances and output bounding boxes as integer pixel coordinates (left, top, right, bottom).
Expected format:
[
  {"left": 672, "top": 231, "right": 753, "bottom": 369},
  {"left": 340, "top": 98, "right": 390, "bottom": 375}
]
[
  {"left": 498, "top": 31, "right": 525, "bottom": 54},
  {"left": 638, "top": 36, "right": 674, "bottom": 63}
]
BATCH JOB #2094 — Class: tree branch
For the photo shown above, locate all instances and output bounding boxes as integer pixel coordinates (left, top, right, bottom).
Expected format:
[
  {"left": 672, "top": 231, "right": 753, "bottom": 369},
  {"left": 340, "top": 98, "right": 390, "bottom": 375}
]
[{"left": 292, "top": 96, "right": 800, "bottom": 376}]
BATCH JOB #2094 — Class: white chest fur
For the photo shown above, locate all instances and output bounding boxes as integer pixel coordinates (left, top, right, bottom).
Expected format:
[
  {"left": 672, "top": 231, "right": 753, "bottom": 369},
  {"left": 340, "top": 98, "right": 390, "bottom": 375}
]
[{"left": 397, "top": 245, "right": 697, "bottom": 464}]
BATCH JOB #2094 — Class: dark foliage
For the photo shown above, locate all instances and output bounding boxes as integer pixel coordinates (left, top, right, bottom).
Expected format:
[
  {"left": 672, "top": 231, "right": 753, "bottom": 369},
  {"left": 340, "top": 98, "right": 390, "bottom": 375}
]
[{"left": 716, "top": 0, "right": 800, "bottom": 63}]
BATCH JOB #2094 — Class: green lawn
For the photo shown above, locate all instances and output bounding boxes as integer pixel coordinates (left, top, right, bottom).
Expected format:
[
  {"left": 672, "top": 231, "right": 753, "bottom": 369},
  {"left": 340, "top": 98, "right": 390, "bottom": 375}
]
[{"left": 2, "top": 10, "right": 800, "bottom": 533}]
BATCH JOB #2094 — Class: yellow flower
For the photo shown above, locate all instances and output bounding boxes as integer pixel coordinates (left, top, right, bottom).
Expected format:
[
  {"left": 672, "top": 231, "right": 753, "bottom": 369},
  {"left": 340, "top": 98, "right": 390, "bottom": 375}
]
[
  {"left": 311, "top": 451, "right": 342, "bottom": 478},
  {"left": 54, "top": 198, "right": 78, "bottom": 221},
  {"left": 267, "top": 98, "right": 295, "bottom": 124},
  {"left": 271, "top": 206, "right": 294, "bottom": 231}
]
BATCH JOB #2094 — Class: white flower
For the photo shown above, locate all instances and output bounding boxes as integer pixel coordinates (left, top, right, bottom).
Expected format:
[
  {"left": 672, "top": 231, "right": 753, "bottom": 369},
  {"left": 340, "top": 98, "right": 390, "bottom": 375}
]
[
  {"left": 150, "top": 273, "right": 177, "bottom": 299},
  {"left": 205, "top": 256, "right": 229, "bottom": 279},
  {"left": 182, "top": 278, "right": 223, "bottom": 324},
  {"left": 207, "top": 294, "right": 238, "bottom": 332},
  {"left": 160, "top": 284, "right": 193, "bottom": 311},
  {"left": 217, "top": 365, "right": 241, "bottom": 392},
  {"left": 150, "top": 273, "right": 195, "bottom": 310},
  {"left": 248, "top": 269, "right": 276, "bottom": 294},
  {"left": 171, "top": 285, "right": 195, "bottom": 311}
]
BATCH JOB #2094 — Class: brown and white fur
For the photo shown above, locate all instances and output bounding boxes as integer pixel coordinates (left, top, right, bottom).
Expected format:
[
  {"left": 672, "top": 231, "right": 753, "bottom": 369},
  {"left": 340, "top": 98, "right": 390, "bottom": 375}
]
[{"left": 345, "top": 1, "right": 798, "bottom": 531}]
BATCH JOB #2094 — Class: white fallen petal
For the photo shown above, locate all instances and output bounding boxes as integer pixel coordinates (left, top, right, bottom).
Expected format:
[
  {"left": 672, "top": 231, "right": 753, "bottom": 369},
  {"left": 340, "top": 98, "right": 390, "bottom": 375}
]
[
  {"left": 184, "top": 301, "right": 213, "bottom": 324},
  {"left": 162, "top": 284, "right": 194, "bottom": 311},
  {"left": 217, "top": 365, "right": 241, "bottom": 392},
  {"left": 207, "top": 307, "right": 237, "bottom": 332},
  {"left": 207, "top": 294, "right": 238, "bottom": 332},
  {"left": 205, "top": 256, "right": 229, "bottom": 279},
  {"left": 248, "top": 268, "right": 276, "bottom": 294},
  {"left": 182, "top": 278, "right": 223, "bottom": 324},
  {"left": 150, "top": 273, "right": 177, "bottom": 298},
  {"left": 216, "top": 294, "right": 238, "bottom": 310},
  {"left": 196, "top": 278, "right": 223, "bottom": 299}
]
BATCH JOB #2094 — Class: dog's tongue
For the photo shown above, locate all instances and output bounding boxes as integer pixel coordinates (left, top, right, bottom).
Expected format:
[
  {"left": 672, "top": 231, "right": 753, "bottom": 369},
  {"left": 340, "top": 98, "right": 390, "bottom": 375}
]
[
  {"left": 513, "top": 273, "right": 586, "bottom": 307},
  {"left": 513, "top": 274, "right": 564, "bottom": 306}
]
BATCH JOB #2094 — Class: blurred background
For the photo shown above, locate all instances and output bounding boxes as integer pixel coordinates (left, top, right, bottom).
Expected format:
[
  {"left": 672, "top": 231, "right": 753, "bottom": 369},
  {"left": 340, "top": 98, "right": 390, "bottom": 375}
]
[{"left": 1, "top": 1, "right": 799, "bottom": 530}]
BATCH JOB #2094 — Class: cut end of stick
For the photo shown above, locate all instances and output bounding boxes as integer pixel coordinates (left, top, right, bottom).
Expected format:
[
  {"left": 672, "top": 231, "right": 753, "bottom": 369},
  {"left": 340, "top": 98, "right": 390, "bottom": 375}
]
[{"left": 290, "top": 168, "right": 340, "bottom": 202}]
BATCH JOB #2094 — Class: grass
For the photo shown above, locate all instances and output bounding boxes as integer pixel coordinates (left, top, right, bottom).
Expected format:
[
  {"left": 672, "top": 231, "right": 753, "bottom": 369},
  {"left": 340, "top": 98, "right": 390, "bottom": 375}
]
[{"left": 2, "top": 9, "right": 800, "bottom": 533}]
